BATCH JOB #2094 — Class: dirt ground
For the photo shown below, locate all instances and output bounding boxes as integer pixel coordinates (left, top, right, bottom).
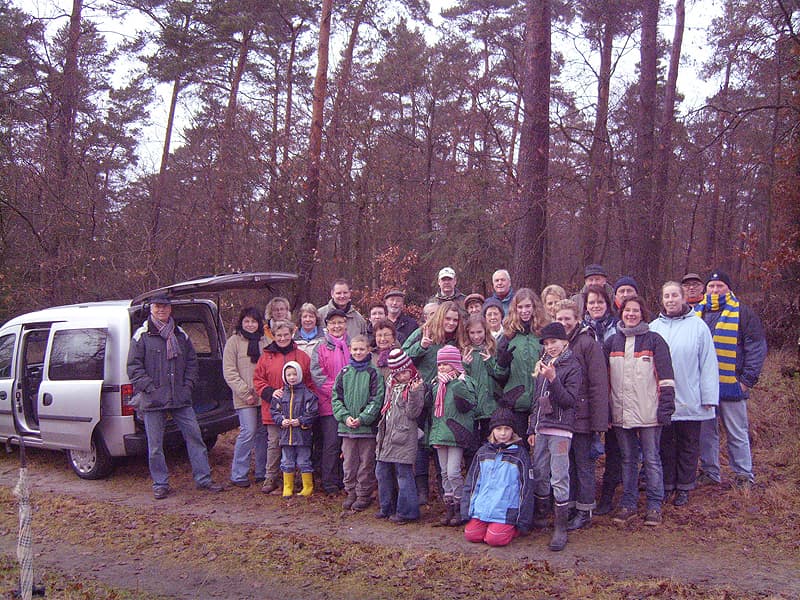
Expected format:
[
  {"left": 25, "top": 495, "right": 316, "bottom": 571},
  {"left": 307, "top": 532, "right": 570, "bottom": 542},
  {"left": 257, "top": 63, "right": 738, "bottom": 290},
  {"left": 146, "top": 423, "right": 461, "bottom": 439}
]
[{"left": 0, "top": 431, "right": 797, "bottom": 599}]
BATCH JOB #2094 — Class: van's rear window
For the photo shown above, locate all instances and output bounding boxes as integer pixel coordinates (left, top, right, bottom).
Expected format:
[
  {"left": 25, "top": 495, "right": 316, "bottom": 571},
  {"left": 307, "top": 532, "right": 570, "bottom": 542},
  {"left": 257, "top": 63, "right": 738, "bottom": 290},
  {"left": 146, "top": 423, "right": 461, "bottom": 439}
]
[{"left": 49, "top": 329, "right": 107, "bottom": 381}]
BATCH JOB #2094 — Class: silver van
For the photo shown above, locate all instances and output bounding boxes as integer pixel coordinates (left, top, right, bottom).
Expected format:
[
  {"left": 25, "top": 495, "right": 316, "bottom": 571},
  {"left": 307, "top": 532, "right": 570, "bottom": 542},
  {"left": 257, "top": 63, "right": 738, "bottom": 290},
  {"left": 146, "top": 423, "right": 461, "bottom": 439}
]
[{"left": 0, "top": 272, "right": 296, "bottom": 479}]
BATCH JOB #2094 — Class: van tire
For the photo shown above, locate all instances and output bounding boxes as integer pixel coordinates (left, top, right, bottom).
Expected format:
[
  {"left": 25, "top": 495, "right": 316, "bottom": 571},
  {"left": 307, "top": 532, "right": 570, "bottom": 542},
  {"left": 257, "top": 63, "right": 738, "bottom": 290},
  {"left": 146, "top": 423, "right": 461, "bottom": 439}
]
[{"left": 68, "top": 432, "right": 114, "bottom": 479}]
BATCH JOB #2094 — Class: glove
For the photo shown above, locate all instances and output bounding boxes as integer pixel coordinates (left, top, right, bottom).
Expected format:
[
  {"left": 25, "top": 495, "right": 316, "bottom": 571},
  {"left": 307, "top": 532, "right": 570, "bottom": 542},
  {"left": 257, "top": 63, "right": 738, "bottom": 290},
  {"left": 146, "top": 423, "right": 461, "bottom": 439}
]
[
  {"left": 496, "top": 345, "right": 515, "bottom": 368},
  {"left": 260, "top": 386, "right": 275, "bottom": 402}
]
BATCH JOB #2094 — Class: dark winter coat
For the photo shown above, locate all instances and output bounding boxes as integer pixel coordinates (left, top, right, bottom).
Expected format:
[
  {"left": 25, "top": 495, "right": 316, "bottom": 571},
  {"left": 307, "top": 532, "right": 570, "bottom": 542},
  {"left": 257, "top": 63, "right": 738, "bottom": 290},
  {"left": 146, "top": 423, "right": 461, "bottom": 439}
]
[
  {"left": 127, "top": 318, "right": 198, "bottom": 412},
  {"left": 270, "top": 382, "right": 318, "bottom": 446},
  {"left": 567, "top": 326, "right": 609, "bottom": 433},
  {"left": 527, "top": 350, "right": 582, "bottom": 434}
]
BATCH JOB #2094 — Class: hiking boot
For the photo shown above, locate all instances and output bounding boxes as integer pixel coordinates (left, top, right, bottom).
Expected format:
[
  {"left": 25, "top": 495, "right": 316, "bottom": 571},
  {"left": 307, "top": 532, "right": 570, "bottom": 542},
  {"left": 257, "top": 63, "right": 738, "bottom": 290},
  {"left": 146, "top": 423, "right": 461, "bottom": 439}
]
[
  {"left": 342, "top": 491, "right": 358, "bottom": 510},
  {"left": 439, "top": 496, "right": 455, "bottom": 526},
  {"left": 351, "top": 497, "right": 373, "bottom": 512},
  {"left": 733, "top": 475, "right": 753, "bottom": 490},
  {"left": 449, "top": 497, "right": 465, "bottom": 526},
  {"left": 567, "top": 509, "right": 592, "bottom": 531},
  {"left": 197, "top": 480, "right": 224, "bottom": 493},
  {"left": 696, "top": 471, "right": 720, "bottom": 487},
  {"left": 153, "top": 486, "right": 170, "bottom": 500},
  {"left": 230, "top": 479, "right": 250, "bottom": 488},
  {"left": 261, "top": 479, "right": 280, "bottom": 494},
  {"left": 612, "top": 506, "right": 638, "bottom": 524},
  {"left": 644, "top": 508, "right": 662, "bottom": 526},
  {"left": 672, "top": 490, "right": 689, "bottom": 507},
  {"left": 374, "top": 510, "right": 390, "bottom": 519},
  {"left": 594, "top": 483, "right": 616, "bottom": 516}
]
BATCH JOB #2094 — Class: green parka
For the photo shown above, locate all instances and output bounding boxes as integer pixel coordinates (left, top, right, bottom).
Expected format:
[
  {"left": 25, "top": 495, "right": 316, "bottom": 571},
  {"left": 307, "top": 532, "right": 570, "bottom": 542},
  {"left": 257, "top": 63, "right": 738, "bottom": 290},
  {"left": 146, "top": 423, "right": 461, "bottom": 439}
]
[
  {"left": 428, "top": 375, "right": 477, "bottom": 448},
  {"left": 332, "top": 364, "right": 383, "bottom": 437},
  {"left": 491, "top": 330, "right": 541, "bottom": 414}
]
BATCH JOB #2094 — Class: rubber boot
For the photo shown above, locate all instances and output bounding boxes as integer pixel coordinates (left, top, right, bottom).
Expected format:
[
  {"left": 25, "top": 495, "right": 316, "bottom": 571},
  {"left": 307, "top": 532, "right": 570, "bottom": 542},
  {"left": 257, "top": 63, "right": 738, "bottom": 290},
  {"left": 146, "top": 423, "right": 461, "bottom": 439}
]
[
  {"left": 415, "top": 475, "right": 429, "bottom": 505},
  {"left": 594, "top": 484, "right": 616, "bottom": 516},
  {"left": 282, "top": 472, "right": 295, "bottom": 498},
  {"left": 449, "top": 497, "right": 464, "bottom": 526},
  {"left": 549, "top": 502, "right": 569, "bottom": 551},
  {"left": 439, "top": 495, "right": 454, "bottom": 526},
  {"left": 567, "top": 509, "right": 591, "bottom": 531},
  {"left": 299, "top": 472, "right": 314, "bottom": 497},
  {"left": 532, "top": 494, "right": 551, "bottom": 529}
]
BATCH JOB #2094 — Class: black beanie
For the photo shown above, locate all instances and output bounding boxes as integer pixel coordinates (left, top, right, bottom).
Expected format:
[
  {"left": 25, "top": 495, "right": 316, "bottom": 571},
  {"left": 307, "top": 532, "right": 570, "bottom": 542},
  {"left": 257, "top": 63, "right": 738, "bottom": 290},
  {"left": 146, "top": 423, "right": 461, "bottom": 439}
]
[{"left": 489, "top": 407, "right": 516, "bottom": 431}]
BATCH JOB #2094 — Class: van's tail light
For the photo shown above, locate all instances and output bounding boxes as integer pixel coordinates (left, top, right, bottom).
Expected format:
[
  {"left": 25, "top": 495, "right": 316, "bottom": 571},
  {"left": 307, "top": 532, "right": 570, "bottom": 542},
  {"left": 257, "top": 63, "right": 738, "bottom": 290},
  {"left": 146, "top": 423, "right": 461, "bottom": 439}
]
[{"left": 121, "top": 384, "right": 135, "bottom": 416}]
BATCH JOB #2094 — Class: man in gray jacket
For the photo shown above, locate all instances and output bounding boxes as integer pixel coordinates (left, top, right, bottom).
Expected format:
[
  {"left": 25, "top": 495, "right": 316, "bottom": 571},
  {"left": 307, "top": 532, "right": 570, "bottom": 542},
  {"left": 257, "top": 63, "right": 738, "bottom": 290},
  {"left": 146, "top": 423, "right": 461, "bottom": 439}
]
[{"left": 127, "top": 296, "right": 224, "bottom": 499}]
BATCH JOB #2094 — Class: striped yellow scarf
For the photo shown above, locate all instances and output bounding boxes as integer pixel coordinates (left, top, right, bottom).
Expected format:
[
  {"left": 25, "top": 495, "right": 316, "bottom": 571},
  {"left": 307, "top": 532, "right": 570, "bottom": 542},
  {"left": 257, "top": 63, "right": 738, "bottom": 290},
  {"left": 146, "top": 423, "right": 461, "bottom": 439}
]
[{"left": 696, "top": 292, "right": 741, "bottom": 399}]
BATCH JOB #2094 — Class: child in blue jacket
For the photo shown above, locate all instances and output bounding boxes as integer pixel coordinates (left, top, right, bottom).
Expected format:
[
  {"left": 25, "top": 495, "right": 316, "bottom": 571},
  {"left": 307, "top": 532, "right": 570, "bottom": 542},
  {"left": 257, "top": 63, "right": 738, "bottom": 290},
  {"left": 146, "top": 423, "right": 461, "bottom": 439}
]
[{"left": 461, "top": 407, "right": 534, "bottom": 547}]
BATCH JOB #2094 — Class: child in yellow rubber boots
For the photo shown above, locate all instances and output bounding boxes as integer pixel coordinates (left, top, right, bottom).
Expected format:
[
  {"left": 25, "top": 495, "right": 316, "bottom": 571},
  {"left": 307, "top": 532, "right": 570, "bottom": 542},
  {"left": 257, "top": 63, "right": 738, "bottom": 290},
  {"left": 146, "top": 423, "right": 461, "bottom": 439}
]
[{"left": 270, "top": 361, "right": 318, "bottom": 497}]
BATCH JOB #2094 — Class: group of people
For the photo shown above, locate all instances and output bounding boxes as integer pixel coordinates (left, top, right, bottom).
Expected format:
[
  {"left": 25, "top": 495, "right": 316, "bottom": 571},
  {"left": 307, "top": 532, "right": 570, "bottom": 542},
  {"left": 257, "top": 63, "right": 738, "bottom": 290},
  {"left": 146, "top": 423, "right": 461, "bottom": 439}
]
[{"left": 127, "top": 263, "right": 767, "bottom": 552}]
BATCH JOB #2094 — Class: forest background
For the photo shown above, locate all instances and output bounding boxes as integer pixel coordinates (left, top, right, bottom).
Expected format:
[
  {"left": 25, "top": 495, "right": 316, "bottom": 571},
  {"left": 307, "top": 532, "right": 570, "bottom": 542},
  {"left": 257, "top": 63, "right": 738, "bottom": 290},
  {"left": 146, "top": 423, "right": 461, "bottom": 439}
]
[{"left": 1, "top": 0, "right": 798, "bottom": 347}]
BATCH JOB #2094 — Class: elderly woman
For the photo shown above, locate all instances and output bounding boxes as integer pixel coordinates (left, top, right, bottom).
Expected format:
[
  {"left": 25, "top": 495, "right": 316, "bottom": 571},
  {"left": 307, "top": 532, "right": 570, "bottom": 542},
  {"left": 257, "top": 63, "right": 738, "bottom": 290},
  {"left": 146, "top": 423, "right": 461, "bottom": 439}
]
[
  {"left": 293, "top": 302, "right": 325, "bottom": 358},
  {"left": 605, "top": 296, "right": 675, "bottom": 526},
  {"left": 541, "top": 284, "right": 567, "bottom": 322},
  {"left": 223, "top": 307, "right": 269, "bottom": 487},
  {"left": 264, "top": 296, "right": 292, "bottom": 343},
  {"left": 650, "top": 282, "right": 719, "bottom": 506},
  {"left": 372, "top": 319, "right": 399, "bottom": 379},
  {"left": 253, "top": 319, "right": 315, "bottom": 494}
]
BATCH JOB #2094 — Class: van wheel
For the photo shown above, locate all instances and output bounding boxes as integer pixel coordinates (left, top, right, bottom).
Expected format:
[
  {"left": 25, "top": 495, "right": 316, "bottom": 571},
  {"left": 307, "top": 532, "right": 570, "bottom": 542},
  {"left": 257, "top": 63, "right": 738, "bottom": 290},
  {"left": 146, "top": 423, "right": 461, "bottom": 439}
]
[
  {"left": 68, "top": 432, "right": 114, "bottom": 480},
  {"left": 203, "top": 434, "right": 218, "bottom": 451}
]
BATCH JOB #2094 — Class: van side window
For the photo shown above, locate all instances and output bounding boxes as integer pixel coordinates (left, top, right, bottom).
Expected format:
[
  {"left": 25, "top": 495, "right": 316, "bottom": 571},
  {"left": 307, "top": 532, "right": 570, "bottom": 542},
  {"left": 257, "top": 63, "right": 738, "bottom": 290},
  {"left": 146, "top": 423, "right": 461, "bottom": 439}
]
[
  {"left": 0, "top": 334, "right": 14, "bottom": 378},
  {"left": 49, "top": 329, "right": 107, "bottom": 381},
  {"left": 179, "top": 322, "right": 211, "bottom": 356}
]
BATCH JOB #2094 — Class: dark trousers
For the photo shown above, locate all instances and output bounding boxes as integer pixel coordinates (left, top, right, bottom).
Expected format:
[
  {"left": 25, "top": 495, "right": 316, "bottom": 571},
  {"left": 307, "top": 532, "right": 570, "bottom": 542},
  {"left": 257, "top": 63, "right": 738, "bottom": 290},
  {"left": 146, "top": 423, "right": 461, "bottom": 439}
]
[
  {"left": 600, "top": 427, "right": 623, "bottom": 496},
  {"left": 377, "top": 461, "right": 420, "bottom": 520},
  {"left": 569, "top": 432, "right": 597, "bottom": 510},
  {"left": 660, "top": 420, "right": 702, "bottom": 491},
  {"left": 313, "top": 415, "right": 342, "bottom": 493}
]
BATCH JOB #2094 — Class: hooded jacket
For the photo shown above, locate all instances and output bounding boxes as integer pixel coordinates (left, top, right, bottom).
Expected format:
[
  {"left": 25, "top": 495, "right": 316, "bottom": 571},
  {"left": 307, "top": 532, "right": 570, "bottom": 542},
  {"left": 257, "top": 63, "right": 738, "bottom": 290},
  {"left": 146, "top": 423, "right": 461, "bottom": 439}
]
[
  {"left": 650, "top": 306, "right": 719, "bottom": 420},
  {"left": 254, "top": 341, "right": 315, "bottom": 425},
  {"left": 461, "top": 434, "right": 534, "bottom": 533},
  {"left": 605, "top": 322, "right": 676, "bottom": 428},
  {"left": 269, "top": 361, "right": 319, "bottom": 446}
]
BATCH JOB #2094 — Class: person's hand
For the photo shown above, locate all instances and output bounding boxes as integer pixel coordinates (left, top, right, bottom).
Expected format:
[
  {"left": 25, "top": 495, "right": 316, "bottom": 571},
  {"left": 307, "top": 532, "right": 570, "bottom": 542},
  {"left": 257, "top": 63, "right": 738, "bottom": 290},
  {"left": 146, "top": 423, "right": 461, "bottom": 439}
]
[
  {"left": 462, "top": 350, "right": 474, "bottom": 364},
  {"left": 540, "top": 361, "right": 556, "bottom": 382},
  {"left": 292, "top": 418, "right": 300, "bottom": 427},
  {"left": 420, "top": 331, "right": 433, "bottom": 349},
  {"left": 479, "top": 349, "right": 491, "bottom": 362},
  {"left": 281, "top": 418, "right": 291, "bottom": 428},
  {"left": 527, "top": 434, "right": 536, "bottom": 447},
  {"left": 352, "top": 417, "right": 361, "bottom": 428},
  {"left": 410, "top": 377, "right": 423, "bottom": 392},
  {"left": 740, "top": 382, "right": 750, "bottom": 393},
  {"left": 246, "top": 392, "right": 258, "bottom": 406},
  {"left": 272, "top": 388, "right": 284, "bottom": 399}
]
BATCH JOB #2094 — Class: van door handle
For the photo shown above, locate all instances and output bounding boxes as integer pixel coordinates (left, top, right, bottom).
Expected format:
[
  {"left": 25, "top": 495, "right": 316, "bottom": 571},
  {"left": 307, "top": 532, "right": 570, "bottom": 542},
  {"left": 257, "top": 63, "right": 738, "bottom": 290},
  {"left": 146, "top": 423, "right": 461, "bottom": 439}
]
[
  {"left": 0, "top": 391, "right": 6, "bottom": 400},
  {"left": 42, "top": 393, "right": 53, "bottom": 406}
]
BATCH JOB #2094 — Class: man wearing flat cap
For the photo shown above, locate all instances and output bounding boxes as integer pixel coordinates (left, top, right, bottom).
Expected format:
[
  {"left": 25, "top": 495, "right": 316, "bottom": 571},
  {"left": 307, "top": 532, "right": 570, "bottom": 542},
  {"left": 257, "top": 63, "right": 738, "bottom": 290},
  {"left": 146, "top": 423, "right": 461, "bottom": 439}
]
[
  {"left": 694, "top": 270, "right": 767, "bottom": 489},
  {"left": 383, "top": 289, "right": 418, "bottom": 344}
]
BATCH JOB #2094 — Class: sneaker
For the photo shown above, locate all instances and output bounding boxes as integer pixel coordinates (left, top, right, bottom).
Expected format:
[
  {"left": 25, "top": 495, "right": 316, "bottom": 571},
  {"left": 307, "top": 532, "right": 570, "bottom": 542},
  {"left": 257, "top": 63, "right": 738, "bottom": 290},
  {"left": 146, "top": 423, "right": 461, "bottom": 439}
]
[
  {"left": 733, "top": 476, "right": 753, "bottom": 490},
  {"left": 197, "top": 480, "right": 224, "bottom": 493},
  {"left": 153, "top": 486, "right": 170, "bottom": 500},
  {"left": 612, "top": 507, "right": 638, "bottom": 524},
  {"left": 696, "top": 472, "right": 720, "bottom": 487},
  {"left": 644, "top": 509, "right": 662, "bottom": 526},
  {"left": 230, "top": 479, "right": 250, "bottom": 488},
  {"left": 351, "top": 497, "right": 373, "bottom": 512},
  {"left": 673, "top": 490, "right": 689, "bottom": 507}
]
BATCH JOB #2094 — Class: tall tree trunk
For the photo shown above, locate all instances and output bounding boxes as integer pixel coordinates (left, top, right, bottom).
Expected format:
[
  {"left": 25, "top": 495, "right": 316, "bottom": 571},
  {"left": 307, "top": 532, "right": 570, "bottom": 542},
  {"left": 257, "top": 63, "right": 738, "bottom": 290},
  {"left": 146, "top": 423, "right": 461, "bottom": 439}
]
[
  {"left": 513, "top": 0, "right": 550, "bottom": 291},
  {"left": 629, "top": 0, "right": 659, "bottom": 290},
  {"left": 297, "top": 0, "right": 333, "bottom": 304},
  {"left": 283, "top": 20, "right": 301, "bottom": 163},
  {"left": 706, "top": 60, "right": 733, "bottom": 266},
  {"left": 650, "top": 0, "right": 684, "bottom": 283},
  {"left": 583, "top": 12, "right": 614, "bottom": 265}
]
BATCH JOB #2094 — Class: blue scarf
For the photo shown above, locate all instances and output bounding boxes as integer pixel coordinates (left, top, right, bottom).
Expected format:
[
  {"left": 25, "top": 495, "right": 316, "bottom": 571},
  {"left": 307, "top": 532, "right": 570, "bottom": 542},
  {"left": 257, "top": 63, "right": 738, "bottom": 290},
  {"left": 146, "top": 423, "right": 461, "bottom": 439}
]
[
  {"left": 349, "top": 356, "right": 373, "bottom": 372},
  {"left": 299, "top": 327, "right": 319, "bottom": 341},
  {"left": 696, "top": 292, "right": 741, "bottom": 399}
]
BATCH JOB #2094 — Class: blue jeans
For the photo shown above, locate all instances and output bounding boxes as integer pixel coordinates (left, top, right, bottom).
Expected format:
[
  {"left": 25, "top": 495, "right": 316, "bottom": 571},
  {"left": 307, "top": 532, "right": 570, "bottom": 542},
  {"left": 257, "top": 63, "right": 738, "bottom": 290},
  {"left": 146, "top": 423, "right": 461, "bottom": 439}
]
[
  {"left": 143, "top": 406, "right": 212, "bottom": 490},
  {"left": 376, "top": 461, "right": 420, "bottom": 520},
  {"left": 281, "top": 445, "right": 312, "bottom": 473},
  {"left": 616, "top": 426, "right": 663, "bottom": 511},
  {"left": 532, "top": 433, "right": 571, "bottom": 503},
  {"left": 230, "top": 406, "right": 267, "bottom": 482},
  {"left": 700, "top": 402, "right": 754, "bottom": 483}
]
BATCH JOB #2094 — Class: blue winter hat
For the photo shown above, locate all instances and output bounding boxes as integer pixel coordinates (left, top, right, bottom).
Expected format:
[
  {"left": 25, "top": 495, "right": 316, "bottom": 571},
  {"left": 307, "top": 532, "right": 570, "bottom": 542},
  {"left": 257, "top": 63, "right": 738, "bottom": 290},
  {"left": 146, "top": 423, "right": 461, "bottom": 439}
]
[
  {"left": 706, "top": 269, "right": 733, "bottom": 290},
  {"left": 482, "top": 297, "right": 504, "bottom": 317},
  {"left": 614, "top": 276, "right": 639, "bottom": 294}
]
